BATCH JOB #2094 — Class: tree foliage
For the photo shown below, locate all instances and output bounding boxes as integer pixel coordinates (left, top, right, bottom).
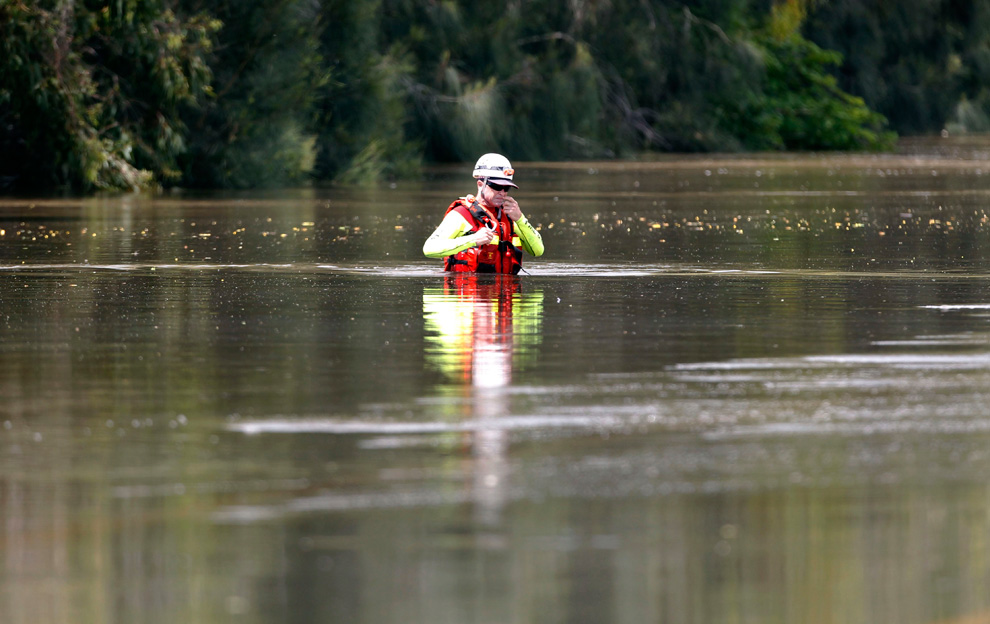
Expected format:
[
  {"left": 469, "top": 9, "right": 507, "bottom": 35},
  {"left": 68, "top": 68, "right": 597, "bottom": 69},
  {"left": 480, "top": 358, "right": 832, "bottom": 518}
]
[
  {"left": 723, "top": 19, "right": 896, "bottom": 150},
  {"left": 177, "top": 0, "right": 324, "bottom": 189},
  {"left": 8, "top": 0, "right": 990, "bottom": 193},
  {"left": 314, "top": 0, "right": 421, "bottom": 183},
  {"left": 804, "top": 0, "right": 990, "bottom": 134},
  {"left": 0, "top": 0, "right": 216, "bottom": 191}
]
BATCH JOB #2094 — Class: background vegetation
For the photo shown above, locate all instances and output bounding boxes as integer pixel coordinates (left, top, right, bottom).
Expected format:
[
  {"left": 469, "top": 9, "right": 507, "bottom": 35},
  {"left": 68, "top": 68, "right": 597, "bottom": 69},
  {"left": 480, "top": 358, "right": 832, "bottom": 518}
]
[{"left": 1, "top": 0, "right": 987, "bottom": 193}]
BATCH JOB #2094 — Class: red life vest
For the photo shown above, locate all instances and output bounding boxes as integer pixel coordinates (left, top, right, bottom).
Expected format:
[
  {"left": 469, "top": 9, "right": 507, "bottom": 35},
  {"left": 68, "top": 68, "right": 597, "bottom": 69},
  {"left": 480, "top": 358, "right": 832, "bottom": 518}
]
[{"left": 442, "top": 197, "right": 523, "bottom": 274}]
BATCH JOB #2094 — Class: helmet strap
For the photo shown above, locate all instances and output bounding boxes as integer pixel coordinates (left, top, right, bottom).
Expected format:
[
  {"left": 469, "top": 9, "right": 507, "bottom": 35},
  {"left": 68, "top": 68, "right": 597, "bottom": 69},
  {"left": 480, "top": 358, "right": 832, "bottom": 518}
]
[{"left": 479, "top": 177, "right": 489, "bottom": 203}]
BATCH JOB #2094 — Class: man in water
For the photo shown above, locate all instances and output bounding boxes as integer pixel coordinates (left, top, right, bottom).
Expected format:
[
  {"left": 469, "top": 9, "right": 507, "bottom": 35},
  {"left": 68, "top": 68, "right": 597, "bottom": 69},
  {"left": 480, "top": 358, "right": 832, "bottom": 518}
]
[{"left": 423, "top": 153, "right": 544, "bottom": 274}]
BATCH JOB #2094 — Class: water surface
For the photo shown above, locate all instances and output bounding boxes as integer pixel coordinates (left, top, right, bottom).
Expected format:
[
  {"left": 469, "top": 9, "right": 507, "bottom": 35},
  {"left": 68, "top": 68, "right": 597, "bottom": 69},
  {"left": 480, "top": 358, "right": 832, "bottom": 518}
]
[{"left": 4, "top": 139, "right": 990, "bottom": 623}]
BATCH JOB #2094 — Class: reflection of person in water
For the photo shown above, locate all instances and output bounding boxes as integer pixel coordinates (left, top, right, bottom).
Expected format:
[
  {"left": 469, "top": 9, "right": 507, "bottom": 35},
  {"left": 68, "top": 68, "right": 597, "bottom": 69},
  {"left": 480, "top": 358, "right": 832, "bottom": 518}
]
[
  {"left": 423, "top": 153, "right": 544, "bottom": 274},
  {"left": 423, "top": 274, "right": 543, "bottom": 386},
  {"left": 423, "top": 274, "right": 544, "bottom": 525}
]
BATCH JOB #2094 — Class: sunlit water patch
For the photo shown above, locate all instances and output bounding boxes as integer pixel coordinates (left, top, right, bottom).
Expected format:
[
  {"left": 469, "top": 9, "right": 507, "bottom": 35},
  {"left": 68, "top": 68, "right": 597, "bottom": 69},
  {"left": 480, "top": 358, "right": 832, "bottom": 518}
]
[{"left": 228, "top": 414, "right": 624, "bottom": 435}]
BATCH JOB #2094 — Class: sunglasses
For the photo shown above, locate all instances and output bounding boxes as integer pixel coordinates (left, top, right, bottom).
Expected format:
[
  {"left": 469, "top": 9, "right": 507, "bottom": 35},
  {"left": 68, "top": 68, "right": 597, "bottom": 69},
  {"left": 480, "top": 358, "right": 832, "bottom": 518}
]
[{"left": 487, "top": 182, "right": 512, "bottom": 192}]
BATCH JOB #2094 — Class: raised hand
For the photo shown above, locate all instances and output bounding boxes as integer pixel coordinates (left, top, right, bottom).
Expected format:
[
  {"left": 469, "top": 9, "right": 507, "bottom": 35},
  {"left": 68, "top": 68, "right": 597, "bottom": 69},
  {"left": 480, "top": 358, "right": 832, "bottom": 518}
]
[{"left": 502, "top": 196, "right": 522, "bottom": 221}]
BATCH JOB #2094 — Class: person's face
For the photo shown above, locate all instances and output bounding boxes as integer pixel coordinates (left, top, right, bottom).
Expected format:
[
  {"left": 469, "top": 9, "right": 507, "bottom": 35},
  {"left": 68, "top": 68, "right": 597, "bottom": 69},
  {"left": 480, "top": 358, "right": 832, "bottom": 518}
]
[{"left": 478, "top": 179, "right": 511, "bottom": 207}]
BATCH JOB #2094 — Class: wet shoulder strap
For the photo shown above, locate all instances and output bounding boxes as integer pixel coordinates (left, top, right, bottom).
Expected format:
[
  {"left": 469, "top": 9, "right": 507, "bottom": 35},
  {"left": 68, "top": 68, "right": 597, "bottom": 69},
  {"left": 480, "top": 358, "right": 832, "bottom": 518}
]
[{"left": 466, "top": 201, "right": 496, "bottom": 229}]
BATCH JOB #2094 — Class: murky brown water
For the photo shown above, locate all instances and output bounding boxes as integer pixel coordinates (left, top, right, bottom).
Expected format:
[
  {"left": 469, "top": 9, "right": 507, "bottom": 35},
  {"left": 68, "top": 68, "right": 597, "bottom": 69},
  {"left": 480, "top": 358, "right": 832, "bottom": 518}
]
[{"left": 4, "top": 138, "right": 990, "bottom": 623}]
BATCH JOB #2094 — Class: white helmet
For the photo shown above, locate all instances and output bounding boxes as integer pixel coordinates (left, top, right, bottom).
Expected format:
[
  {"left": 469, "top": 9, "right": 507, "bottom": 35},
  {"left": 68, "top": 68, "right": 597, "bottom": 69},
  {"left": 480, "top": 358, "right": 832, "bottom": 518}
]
[{"left": 472, "top": 153, "right": 518, "bottom": 188}]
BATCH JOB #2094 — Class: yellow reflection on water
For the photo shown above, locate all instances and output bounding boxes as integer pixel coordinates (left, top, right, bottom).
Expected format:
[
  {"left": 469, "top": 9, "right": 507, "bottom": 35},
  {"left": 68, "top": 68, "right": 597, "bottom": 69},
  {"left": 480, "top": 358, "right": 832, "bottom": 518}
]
[
  {"left": 423, "top": 274, "right": 544, "bottom": 386},
  {"left": 422, "top": 274, "right": 544, "bottom": 524}
]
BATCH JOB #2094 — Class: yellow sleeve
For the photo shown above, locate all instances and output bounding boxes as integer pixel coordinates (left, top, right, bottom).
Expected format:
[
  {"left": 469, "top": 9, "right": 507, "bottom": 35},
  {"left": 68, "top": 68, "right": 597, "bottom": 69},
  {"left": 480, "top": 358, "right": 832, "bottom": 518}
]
[
  {"left": 513, "top": 215, "right": 544, "bottom": 257},
  {"left": 423, "top": 210, "right": 477, "bottom": 259}
]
